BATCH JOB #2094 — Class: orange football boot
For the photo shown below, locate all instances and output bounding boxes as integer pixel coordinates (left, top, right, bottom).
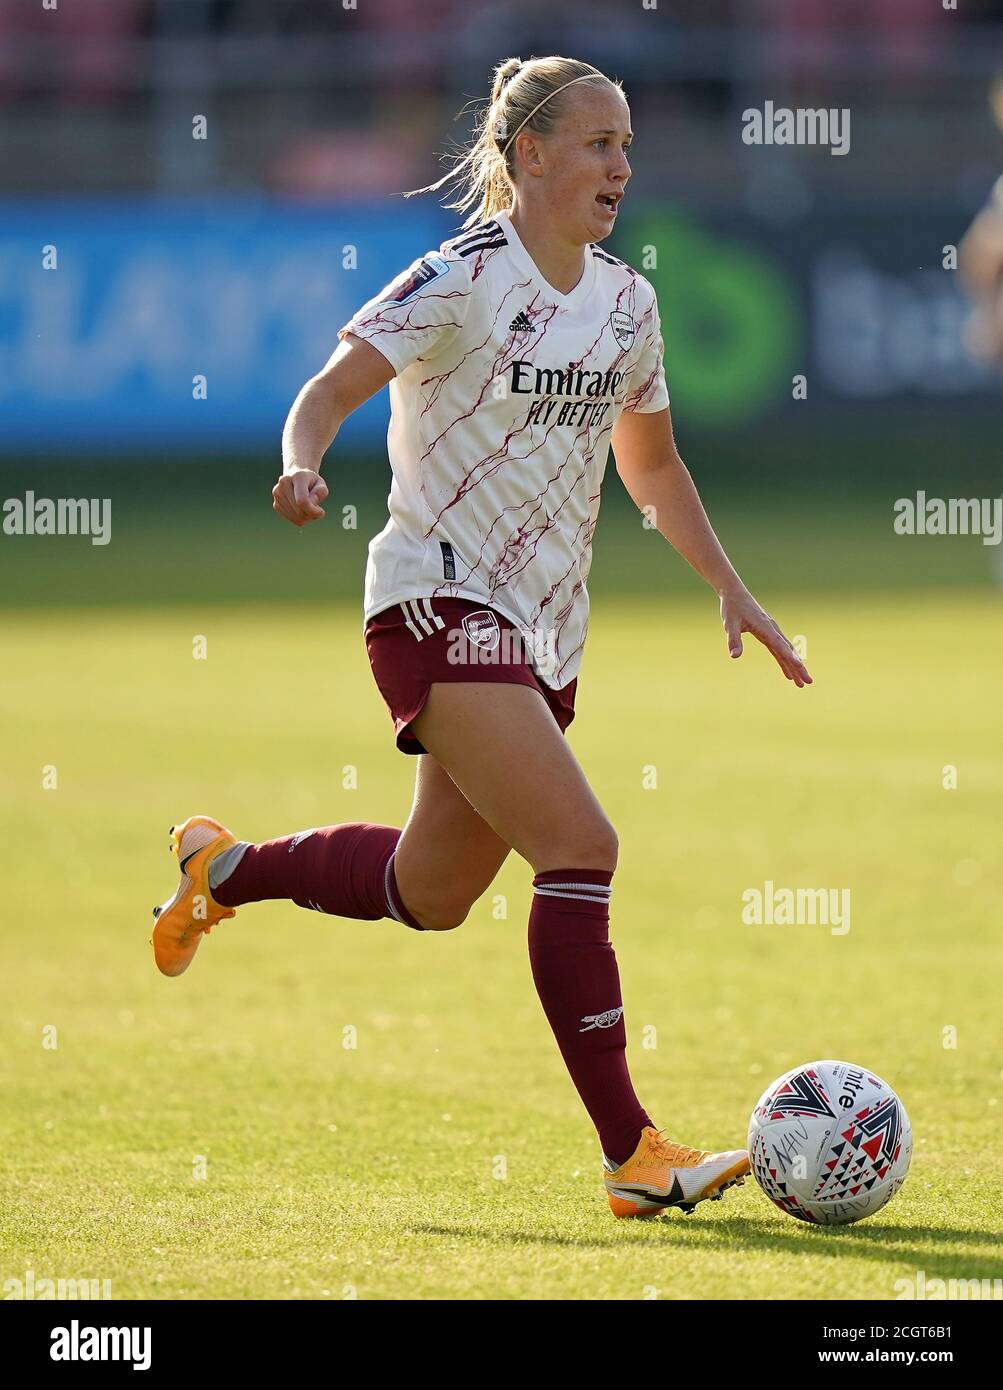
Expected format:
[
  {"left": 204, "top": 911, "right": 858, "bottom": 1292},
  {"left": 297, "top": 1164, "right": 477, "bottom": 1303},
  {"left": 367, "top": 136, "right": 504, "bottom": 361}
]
[
  {"left": 150, "top": 816, "right": 238, "bottom": 977},
  {"left": 603, "top": 1127, "right": 750, "bottom": 1217}
]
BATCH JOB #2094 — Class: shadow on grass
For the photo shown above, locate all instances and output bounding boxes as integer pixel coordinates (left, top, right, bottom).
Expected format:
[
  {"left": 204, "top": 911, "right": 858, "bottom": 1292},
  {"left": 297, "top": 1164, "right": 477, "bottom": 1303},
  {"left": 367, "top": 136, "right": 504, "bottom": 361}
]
[{"left": 404, "top": 1217, "right": 1003, "bottom": 1282}]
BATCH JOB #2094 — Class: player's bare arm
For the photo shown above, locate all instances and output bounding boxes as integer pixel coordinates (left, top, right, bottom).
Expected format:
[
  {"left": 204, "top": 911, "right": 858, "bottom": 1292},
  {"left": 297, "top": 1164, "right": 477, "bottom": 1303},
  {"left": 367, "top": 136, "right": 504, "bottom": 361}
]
[
  {"left": 612, "top": 404, "right": 812, "bottom": 688},
  {"left": 273, "top": 333, "right": 394, "bottom": 526}
]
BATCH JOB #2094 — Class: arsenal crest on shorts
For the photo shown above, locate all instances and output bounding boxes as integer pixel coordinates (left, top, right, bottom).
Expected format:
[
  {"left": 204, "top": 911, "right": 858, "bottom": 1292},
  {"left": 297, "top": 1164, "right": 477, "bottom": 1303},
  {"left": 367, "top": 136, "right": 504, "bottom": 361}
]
[
  {"left": 461, "top": 610, "right": 501, "bottom": 651},
  {"left": 609, "top": 311, "right": 636, "bottom": 350}
]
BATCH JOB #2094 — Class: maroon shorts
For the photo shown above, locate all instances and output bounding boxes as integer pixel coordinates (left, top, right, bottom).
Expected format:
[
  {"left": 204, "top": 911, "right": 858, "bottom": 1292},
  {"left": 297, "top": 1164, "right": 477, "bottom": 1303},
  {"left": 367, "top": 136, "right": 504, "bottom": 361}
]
[{"left": 365, "top": 597, "right": 577, "bottom": 755}]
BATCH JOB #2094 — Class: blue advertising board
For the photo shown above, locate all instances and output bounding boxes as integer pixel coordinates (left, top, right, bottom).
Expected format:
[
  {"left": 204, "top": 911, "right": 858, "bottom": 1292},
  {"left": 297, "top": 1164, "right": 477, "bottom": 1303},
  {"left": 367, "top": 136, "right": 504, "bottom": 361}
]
[{"left": 0, "top": 200, "right": 453, "bottom": 450}]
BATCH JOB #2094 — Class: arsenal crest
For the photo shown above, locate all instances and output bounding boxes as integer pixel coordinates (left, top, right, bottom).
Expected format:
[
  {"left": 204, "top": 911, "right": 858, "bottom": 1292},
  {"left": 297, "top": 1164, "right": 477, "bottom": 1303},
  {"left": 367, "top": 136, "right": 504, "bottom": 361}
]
[
  {"left": 461, "top": 610, "right": 501, "bottom": 651},
  {"left": 610, "top": 311, "right": 636, "bottom": 350}
]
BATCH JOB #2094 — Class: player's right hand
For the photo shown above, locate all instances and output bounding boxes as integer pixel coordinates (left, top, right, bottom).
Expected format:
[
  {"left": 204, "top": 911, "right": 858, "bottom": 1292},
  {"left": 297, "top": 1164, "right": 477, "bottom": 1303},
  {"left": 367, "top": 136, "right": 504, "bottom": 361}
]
[{"left": 272, "top": 468, "right": 329, "bottom": 526}]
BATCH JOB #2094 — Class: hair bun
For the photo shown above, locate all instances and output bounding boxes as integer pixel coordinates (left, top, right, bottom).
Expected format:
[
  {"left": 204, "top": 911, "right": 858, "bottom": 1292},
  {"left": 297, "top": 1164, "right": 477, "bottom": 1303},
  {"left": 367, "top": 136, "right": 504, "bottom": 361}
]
[{"left": 492, "top": 57, "right": 524, "bottom": 102}]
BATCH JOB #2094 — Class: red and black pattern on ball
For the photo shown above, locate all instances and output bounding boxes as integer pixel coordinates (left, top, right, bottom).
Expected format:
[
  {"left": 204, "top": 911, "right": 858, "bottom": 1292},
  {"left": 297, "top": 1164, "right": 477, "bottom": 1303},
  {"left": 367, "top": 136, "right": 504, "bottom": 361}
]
[
  {"left": 756, "top": 1068, "right": 837, "bottom": 1123},
  {"left": 814, "top": 1095, "right": 904, "bottom": 1200},
  {"left": 750, "top": 1131, "right": 820, "bottom": 1224}
]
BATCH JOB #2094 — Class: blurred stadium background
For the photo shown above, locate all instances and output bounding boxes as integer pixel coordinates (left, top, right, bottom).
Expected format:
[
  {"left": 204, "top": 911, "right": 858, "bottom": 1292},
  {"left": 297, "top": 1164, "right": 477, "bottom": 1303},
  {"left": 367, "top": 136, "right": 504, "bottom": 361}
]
[
  {"left": 3, "top": 1, "right": 1002, "bottom": 1300},
  {"left": 2, "top": 0, "right": 1002, "bottom": 525}
]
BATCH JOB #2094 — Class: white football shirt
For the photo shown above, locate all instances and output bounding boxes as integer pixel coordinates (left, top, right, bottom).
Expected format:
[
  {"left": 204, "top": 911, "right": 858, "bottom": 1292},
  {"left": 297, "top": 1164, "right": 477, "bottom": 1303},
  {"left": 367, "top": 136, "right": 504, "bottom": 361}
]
[{"left": 338, "top": 207, "right": 669, "bottom": 689}]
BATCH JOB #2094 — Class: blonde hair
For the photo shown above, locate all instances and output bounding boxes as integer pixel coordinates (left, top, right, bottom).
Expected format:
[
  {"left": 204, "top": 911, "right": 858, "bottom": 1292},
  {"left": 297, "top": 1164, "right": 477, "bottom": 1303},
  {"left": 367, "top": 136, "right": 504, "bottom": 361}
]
[{"left": 406, "top": 56, "right": 622, "bottom": 229}]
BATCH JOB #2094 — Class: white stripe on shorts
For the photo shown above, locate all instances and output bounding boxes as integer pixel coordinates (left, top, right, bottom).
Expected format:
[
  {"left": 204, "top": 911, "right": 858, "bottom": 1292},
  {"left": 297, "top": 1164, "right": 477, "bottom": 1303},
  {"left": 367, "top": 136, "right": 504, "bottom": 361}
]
[
  {"left": 401, "top": 600, "right": 425, "bottom": 642},
  {"left": 409, "top": 598, "right": 435, "bottom": 637},
  {"left": 422, "top": 598, "right": 445, "bottom": 632}
]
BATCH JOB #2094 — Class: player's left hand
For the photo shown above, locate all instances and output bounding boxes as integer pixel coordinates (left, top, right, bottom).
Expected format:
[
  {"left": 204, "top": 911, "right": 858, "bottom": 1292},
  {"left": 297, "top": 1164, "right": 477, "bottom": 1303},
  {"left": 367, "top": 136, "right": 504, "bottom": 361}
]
[{"left": 720, "top": 585, "right": 812, "bottom": 688}]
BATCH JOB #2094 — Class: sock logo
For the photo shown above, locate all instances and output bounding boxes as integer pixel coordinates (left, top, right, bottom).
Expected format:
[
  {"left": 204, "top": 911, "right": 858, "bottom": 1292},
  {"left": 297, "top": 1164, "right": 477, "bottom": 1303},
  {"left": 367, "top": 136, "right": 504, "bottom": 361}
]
[
  {"left": 579, "top": 1006, "right": 623, "bottom": 1033},
  {"left": 289, "top": 829, "right": 316, "bottom": 852}
]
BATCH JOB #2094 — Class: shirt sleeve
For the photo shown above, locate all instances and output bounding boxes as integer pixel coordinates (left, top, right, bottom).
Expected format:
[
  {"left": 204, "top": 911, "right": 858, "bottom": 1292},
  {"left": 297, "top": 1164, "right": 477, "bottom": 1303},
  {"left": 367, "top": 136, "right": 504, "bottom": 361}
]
[
  {"left": 337, "top": 250, "right": 472, "bottom": 375},
  {"left": 622, "top": 292, "right": 670, "bottom": 414}
]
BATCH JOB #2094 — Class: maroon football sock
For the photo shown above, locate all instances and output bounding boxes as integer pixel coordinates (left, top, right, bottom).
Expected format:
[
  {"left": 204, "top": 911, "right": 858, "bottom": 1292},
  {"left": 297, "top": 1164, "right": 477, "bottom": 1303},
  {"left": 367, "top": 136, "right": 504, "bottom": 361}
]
[
  {"left": 211, "top": 823, "right": 425, "bottom": 930},
  {"left": 528, "top": 869, "right": 652, "bottom": 1166}
]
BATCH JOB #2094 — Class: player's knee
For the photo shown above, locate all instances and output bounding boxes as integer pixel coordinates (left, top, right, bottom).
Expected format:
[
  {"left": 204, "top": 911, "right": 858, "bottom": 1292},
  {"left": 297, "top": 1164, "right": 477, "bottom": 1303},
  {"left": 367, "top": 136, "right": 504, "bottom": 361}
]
[
  {"left": 418, "top": 909, "right": 468, "bottom": 932},
  {"left": 405, "top": 888, "right": 471, "bottom": 933},
  {"left": 545, "top": 816, "right": 619, "bottom": 872},
  {"left": 585, "top": 820, "right": 619, "bottom": 871}
]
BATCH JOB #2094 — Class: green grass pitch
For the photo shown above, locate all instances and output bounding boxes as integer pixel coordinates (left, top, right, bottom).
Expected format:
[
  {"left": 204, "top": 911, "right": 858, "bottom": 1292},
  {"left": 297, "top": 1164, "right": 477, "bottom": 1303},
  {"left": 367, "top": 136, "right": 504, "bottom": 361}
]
[{"left": 1, "top": 497, "right": 1000, "bottom": 1299}]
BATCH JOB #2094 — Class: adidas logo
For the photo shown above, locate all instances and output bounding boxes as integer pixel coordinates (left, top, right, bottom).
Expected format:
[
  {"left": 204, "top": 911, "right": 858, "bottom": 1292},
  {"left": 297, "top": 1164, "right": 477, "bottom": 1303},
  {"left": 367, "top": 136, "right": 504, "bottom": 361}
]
[{"left": 508, "top": 310, "right": 536, "bottom": 334}]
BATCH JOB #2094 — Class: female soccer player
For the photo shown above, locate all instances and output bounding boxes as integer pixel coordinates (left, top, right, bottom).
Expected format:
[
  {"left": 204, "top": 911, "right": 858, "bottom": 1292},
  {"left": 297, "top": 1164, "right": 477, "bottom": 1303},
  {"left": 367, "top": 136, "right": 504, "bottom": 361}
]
[{"left": 152, "top": 55, "right": 811, "bottom": 1218}]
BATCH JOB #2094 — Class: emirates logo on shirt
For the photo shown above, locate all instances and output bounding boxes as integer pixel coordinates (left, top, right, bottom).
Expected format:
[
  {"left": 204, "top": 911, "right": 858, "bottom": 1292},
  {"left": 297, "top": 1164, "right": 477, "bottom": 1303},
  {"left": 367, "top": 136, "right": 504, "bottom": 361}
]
[
  {"left": 508, "top": 358, "right": 623, "bottom": 431},
  {"left": 510, "top": 361, "right": 625, "bottom": 398}
]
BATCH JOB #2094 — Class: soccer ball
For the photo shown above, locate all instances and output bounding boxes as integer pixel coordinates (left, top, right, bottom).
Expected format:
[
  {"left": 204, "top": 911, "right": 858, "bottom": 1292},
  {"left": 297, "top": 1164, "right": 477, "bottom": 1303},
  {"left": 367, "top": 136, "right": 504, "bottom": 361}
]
[{"left": 748, "top": 1059, "right": 912, "bottom": 1225}]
